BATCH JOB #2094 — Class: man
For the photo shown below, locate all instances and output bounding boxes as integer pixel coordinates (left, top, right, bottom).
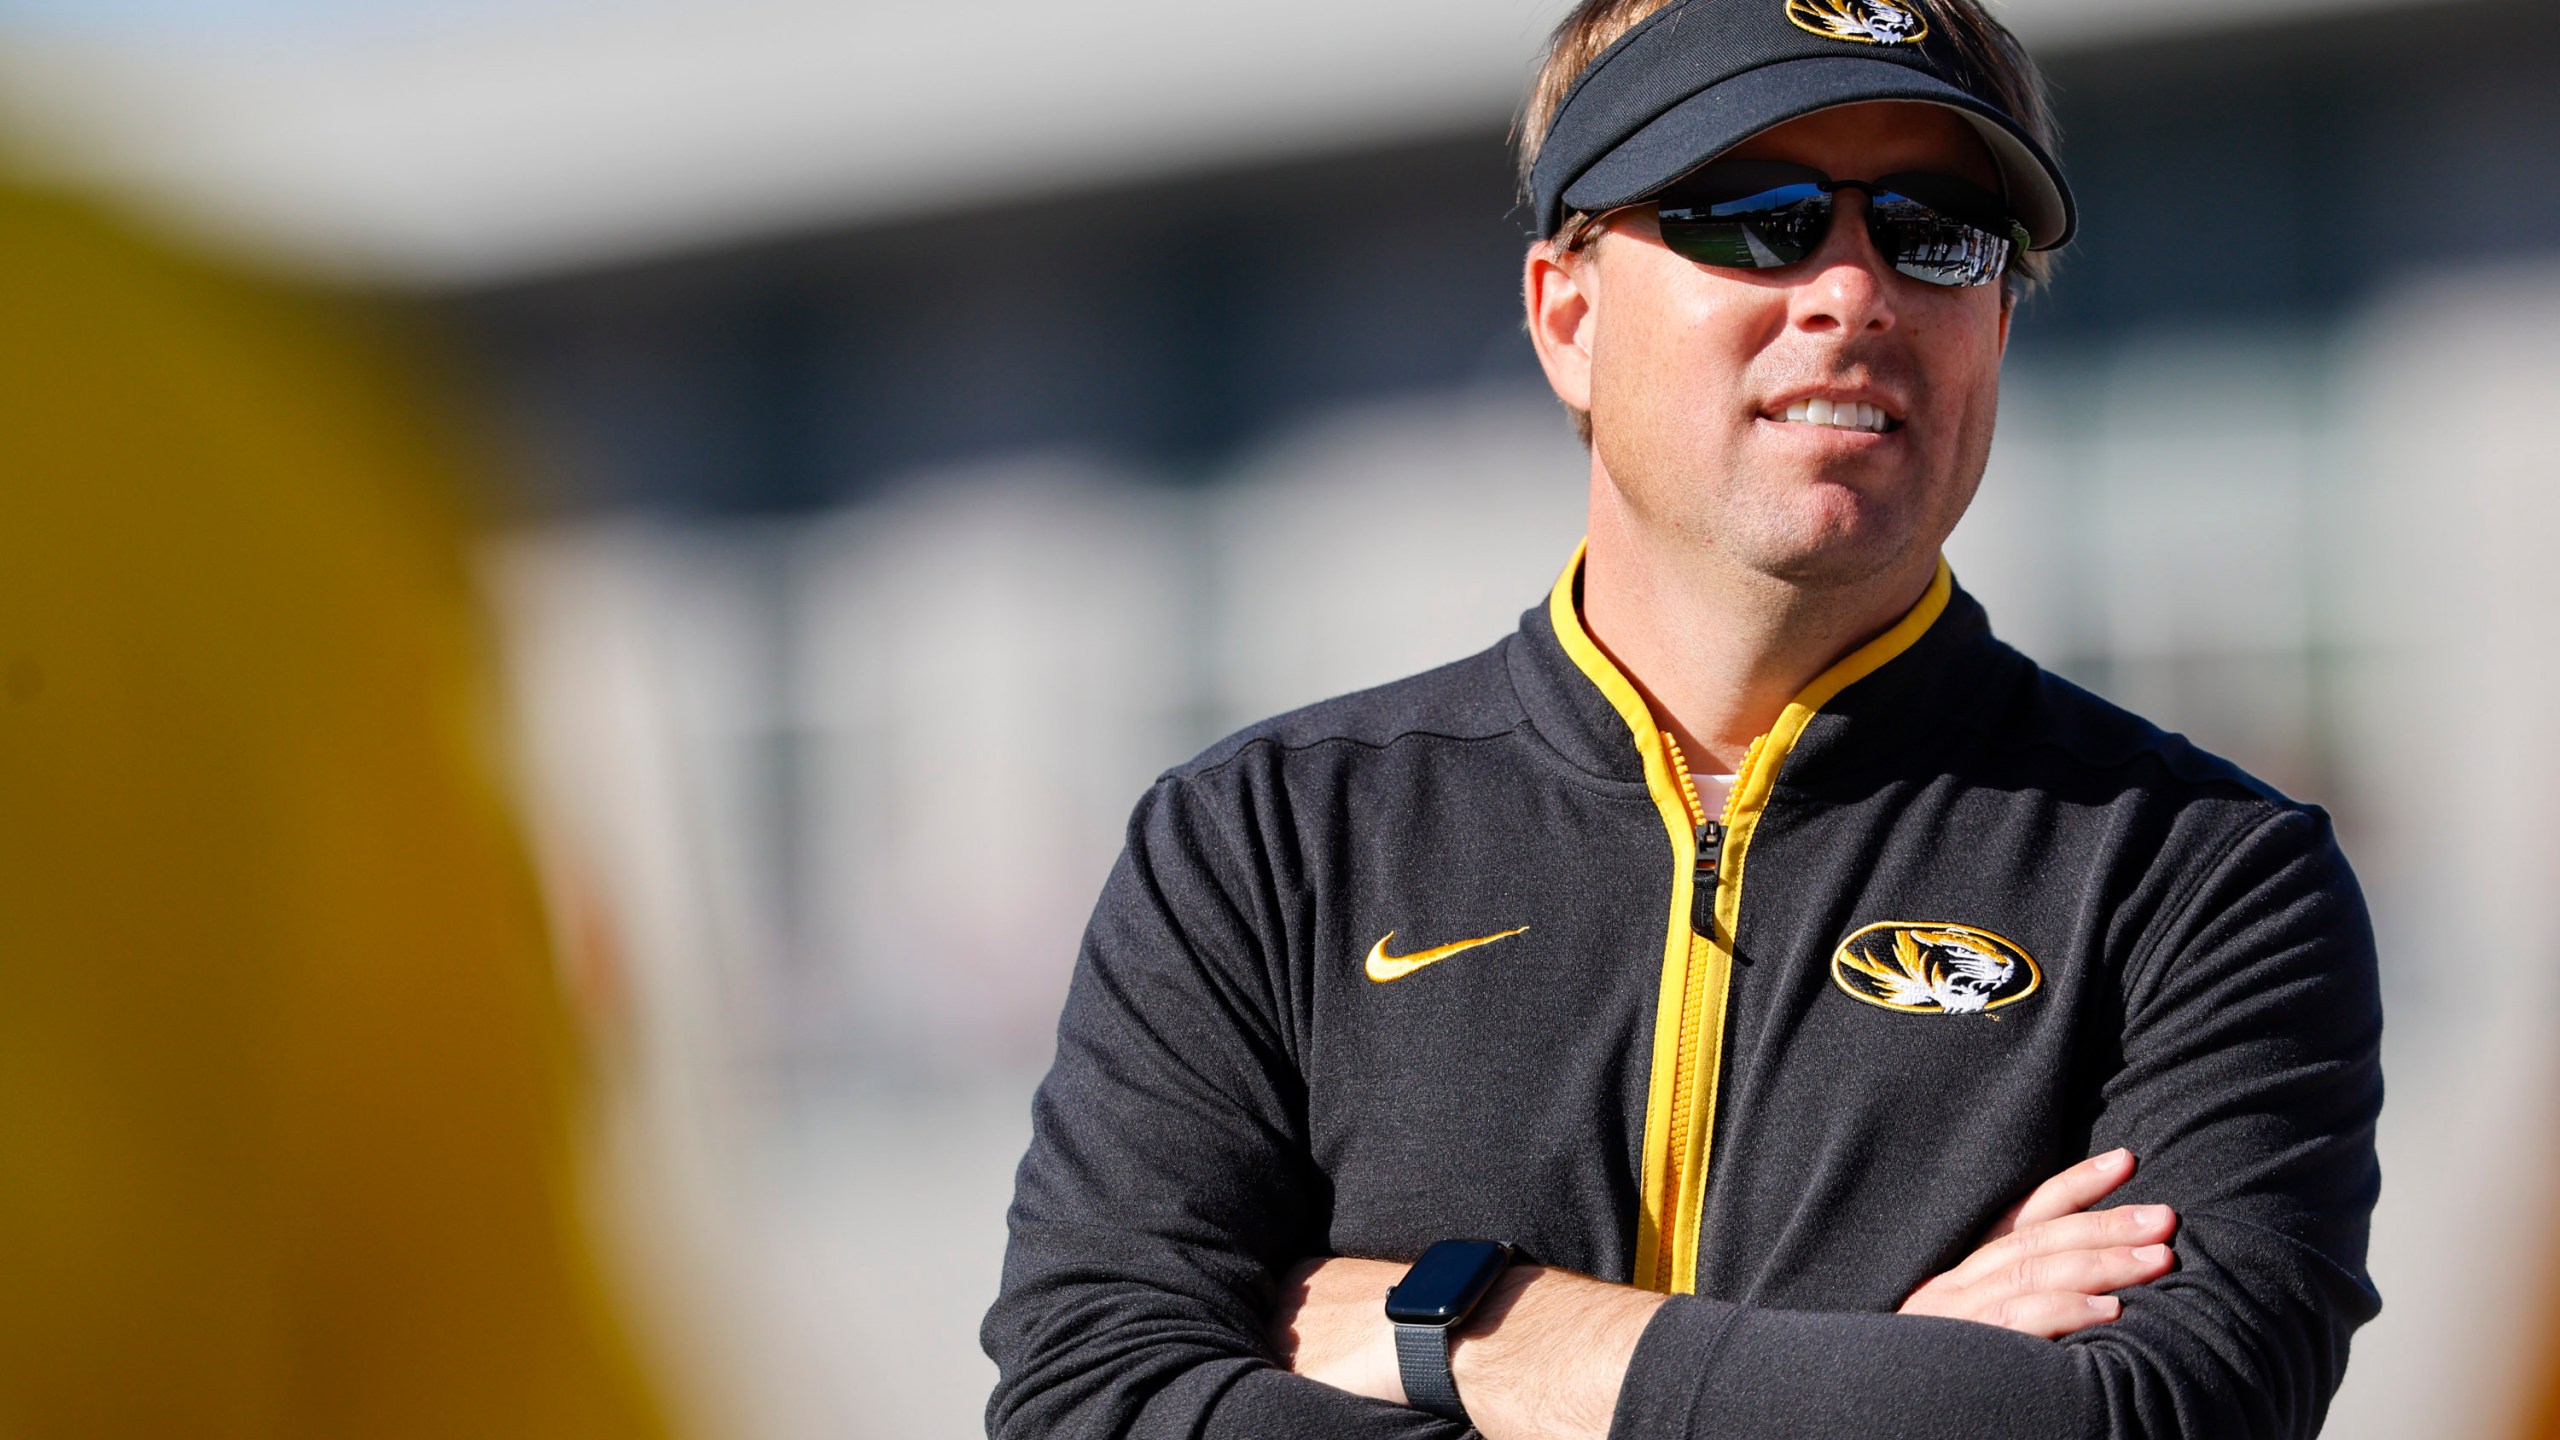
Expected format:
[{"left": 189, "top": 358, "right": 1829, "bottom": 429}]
[{"left": 984, "top": 1, "right": 2382, "bottom": 1436}]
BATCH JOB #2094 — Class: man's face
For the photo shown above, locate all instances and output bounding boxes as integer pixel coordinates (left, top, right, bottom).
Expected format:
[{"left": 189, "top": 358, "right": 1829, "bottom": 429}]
[{"left": 1531, "top": 101, "right": 2013, "bottom": 588}]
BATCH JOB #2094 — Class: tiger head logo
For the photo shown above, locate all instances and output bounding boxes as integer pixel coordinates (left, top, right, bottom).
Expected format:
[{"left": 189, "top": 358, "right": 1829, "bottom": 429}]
[
  {"left": 1832, "top": 922, "right": 2039, "bottom": 1015},
  {"left": 1786, "top": 0, "right": 1931, "bottom": 45}
]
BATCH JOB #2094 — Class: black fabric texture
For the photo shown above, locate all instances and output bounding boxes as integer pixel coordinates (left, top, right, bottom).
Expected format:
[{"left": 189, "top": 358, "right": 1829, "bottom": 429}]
[
  {"left": 982, "top": 576, "right": 2383, "bottom": 1440},
  {"left": 1525, "top": 0, "right": 2075, "bottom": 246}
]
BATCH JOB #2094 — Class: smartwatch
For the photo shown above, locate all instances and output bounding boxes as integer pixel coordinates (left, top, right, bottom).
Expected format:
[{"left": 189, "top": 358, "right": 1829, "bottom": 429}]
[{"left": 1382, "top": 1239, "right": 1515, "bottom": 1423}]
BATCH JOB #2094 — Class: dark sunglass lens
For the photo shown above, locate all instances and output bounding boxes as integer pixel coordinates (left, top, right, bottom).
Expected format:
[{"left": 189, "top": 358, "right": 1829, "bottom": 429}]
[
  {"left": 1867, "top": 194, "right": 2012, "bottom": 287},
  {"left": 1656, "top": 186, "right": 1831, "bottom": 270}
]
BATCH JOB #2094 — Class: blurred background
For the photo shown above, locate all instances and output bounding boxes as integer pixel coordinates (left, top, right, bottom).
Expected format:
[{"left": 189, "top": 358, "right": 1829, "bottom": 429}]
[{"left": 0, "top": 0, "right": 2554, "bottom": 1435}]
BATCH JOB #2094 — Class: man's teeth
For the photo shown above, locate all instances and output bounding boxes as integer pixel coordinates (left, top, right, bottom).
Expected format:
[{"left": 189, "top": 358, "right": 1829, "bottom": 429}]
[{"left": 1783, "top": 399, "right": 1892, "bottom": 433}]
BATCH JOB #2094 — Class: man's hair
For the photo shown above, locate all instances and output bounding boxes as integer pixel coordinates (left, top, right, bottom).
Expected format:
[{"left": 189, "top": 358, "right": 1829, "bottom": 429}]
[{"left": 1518, "top": 0, "right": 2062, "bottom": 443}]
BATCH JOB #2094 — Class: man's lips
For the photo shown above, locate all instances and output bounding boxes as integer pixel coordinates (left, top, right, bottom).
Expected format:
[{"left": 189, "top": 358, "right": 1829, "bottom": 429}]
[{"left": 1759, "top": 390, "right": 1906, "bottom": 435}]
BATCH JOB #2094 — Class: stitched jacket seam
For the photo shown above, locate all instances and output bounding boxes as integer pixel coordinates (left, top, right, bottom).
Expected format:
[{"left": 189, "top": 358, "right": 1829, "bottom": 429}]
[{"left": 1174, "top": 727, "right": 1521, "bottom": 788}]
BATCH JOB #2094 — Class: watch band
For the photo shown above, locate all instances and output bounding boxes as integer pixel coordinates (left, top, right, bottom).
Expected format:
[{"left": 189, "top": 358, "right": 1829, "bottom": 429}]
[{"left": 1393, "top": 1320, "right": 1467, "bottom": 1423}]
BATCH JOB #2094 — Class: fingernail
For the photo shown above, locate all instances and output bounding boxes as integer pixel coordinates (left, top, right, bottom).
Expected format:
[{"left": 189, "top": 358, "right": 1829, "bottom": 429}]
[
  {"left": 2095, "top": 1149, "right": 2131, "bottom": 1172},
  {"left": 2087, "top": 1294, "right": 2120, "bottom": 1314},
  {"left": 2133, "top": 1244, "right": 2171, "bottom": 1264}
]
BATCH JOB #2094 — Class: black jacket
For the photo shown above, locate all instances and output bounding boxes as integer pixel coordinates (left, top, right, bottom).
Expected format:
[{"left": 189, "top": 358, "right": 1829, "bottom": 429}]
[{"left": 984, "top": 549, "right": 2383, "bottom": 1439}]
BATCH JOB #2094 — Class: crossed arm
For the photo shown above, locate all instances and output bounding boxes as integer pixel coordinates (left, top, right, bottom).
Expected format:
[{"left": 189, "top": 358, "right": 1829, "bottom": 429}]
[
  {"left": 1271, "top": 1149, "right": 2181, "bottom": 1440},
  {"left": 983, "top": 786, "right": 2382, "bottom": 1440}
]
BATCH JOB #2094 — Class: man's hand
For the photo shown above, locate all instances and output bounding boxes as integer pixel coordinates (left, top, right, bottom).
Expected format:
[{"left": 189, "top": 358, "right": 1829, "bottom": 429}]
[
  {"left": 1271, "top": 1257, "right": 1662, "bottom": 1440},
  {"left": 1898, "top": 1147, "right": 2179, "bottom": 1339},
  {"left": 1269, "top": 1257, "right": 1407, "bottom": 1405}
]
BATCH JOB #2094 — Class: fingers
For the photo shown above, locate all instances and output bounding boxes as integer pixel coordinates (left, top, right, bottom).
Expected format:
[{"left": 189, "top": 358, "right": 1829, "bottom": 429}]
[
  {"left": 2007, "top": 1148, "right": 2139, "bottom": 1231},
  {"left": 1981, "top": 1291, "right": 2125, "bottom": 1342},
  {"left": 1953, "top": 1203, "right": 2177, "bottom": 1278},
  {"left": 1898, "top": 1154, "right": 2181, "bottom": 1342},
  {"left": 1905, "top": 1236, "right": 2173, "bottom": 1318},
  {"left": 2030, "top": 1205, "right": 2178, "bottom": 1255},
  {"left": 1899, "top": 1203, "right": 2179, "bottom": 1340},
  {"left": 1992, "top": 1241, "right": 2176, "bottom": 1302}
]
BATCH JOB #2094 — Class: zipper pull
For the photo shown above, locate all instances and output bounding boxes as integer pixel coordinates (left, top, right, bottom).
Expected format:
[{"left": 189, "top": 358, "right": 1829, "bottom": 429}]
[{"left": 1692, "top": 821, "right": 1724, "bottom": 935}]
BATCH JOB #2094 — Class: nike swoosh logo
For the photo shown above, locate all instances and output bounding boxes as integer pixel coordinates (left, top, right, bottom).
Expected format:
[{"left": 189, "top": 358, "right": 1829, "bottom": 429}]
[{"left": 1364, "top": 927, "right": 1530, "bottom": 983}]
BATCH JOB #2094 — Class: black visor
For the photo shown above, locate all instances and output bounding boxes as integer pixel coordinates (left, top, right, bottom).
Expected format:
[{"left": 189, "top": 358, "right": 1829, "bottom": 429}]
[{"left": 1527, "top": 0, "right": 2075, "bottom": 250}]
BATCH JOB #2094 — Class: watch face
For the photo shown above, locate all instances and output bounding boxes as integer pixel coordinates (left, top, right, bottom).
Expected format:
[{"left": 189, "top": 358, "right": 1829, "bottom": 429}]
[{"left": 1383, "top": 1240, "right": 1513, "bottom": 1326}]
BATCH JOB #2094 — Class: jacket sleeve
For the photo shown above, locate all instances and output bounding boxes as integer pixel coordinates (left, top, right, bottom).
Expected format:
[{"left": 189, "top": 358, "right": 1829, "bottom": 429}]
[
  {"left": 982, "top": 774, "right": 1468, "bottom": 1440},
  {"left": 1609, "top": 806, "right": 2385, "bottom": 1440}
]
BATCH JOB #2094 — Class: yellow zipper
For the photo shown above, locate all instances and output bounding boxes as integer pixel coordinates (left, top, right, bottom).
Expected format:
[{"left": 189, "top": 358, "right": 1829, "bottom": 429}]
[
  {"left": 1651, "top": 731, "right": 1756, "bottom": 1293},
  {"left": 1543, "top": 542, "right": 1954, "bottom": 1295}
]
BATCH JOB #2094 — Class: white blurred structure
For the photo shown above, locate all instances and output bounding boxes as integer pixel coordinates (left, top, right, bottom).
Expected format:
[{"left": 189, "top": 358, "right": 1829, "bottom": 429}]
[
  {"left": 790, "top": 463, "right": 1195, "bottom": 1069},
  {"left": 0, "top": 0, "right": 2482, "bottom": 282},
  {"left": 2315, "top": 269, "right": 2560, "bottom": 1440}
]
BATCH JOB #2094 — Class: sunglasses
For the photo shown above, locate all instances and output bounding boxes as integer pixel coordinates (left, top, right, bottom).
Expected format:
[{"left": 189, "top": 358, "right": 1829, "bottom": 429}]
[{"left": 1651, "top": 161, "right": 2029, "bottom": 289}]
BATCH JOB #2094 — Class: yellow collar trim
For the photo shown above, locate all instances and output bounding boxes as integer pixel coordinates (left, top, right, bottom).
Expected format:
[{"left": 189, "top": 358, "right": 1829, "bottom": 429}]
[
  {"left": 1544, "top": 542, "right": 1952, "bottom": 754},
  {"left": 1546, "top": 539, "right": 1669, "bottom": 763}
]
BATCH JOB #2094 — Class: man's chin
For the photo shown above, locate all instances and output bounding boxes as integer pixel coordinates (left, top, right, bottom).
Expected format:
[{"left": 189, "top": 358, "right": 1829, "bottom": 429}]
[
  {"left": 1755, "top": 547, "right": 1914, "bottom": 589},
  {"left": 1724, "top": 498, "right": 1926, "bottom": 591}
]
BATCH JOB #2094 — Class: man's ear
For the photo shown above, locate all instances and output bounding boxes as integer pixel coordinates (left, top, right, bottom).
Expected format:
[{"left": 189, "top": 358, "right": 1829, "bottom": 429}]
[
  {"left": 1525, "top": 239, "right": 1599, "bottom": 419},
  {"left": 1997, "top": 284, "right": 2015, "bottom": 355}
]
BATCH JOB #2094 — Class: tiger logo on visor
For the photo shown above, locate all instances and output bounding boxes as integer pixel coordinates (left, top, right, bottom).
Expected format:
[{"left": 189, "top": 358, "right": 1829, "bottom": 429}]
[
  {"left": 1785, "top": 0, "right": 1930, "bottom": 45},
  {"left": 1832, "top": 922, "right": 2040, "bottom": 1015}
]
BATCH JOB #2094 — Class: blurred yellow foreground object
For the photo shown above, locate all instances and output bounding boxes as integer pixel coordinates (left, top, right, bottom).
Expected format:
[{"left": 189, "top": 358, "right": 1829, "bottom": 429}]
[{"left": 0, "top": 185, "right": 667, "bottom": 1439}]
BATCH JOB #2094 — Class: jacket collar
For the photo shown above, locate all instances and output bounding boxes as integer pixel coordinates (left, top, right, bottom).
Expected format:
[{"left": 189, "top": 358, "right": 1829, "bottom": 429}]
[{"left": 1505, "top": 541, "right": 2001, "bottom": 791}]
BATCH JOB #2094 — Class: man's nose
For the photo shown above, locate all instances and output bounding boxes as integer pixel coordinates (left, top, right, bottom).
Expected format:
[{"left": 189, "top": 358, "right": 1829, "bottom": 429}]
[{"left": 1787, "top": 190, "right": 1899, "bottom": 337}]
